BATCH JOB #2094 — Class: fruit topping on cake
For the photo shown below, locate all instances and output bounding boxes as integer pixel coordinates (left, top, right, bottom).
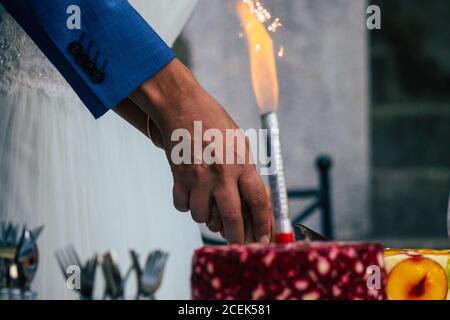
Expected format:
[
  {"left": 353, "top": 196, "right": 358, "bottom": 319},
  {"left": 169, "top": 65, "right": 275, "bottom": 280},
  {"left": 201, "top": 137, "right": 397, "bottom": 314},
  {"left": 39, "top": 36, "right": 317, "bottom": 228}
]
[{"left": 384, "top": 249, "right": 450, "bottom": 300}]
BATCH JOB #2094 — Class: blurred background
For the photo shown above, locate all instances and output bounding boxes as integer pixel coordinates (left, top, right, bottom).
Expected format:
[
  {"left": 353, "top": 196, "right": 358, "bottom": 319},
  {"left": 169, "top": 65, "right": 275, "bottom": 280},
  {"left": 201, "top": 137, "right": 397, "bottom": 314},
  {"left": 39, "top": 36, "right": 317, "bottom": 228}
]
[{"left": 174, "top": 0, "right": 450, "bottom": 247}]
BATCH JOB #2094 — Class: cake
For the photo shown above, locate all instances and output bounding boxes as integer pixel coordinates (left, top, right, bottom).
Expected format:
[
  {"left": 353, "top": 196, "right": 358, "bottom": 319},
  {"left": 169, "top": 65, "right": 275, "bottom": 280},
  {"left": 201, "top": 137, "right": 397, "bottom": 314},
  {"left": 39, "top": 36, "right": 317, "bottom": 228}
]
[
  {"left": 191, "top": 242, "right": 387, "bottom": 300},
  {"left": 384, "top": 249, "right": 450, "bottom": 300}
]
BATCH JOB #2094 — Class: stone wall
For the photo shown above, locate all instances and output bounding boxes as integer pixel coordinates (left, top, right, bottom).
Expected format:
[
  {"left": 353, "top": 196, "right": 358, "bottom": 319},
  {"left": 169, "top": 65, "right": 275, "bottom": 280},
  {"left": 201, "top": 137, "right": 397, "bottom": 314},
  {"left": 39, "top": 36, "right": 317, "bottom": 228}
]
[
  {"left": 181, "top": 0, "right": 370, "bottom": 239},
  {"left": 370, "top": 0, "right": 450, "bottom": 238}
]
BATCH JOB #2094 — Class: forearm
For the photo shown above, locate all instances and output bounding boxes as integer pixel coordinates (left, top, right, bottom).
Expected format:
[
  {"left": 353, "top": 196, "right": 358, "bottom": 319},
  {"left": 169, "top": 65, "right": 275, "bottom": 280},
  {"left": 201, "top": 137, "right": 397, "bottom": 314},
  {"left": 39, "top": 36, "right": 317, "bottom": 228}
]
[
  {"left": 114, "top": 97, "right": 164, "bottom": 148},
  {"left": 113, "top": 98, "right": 149, "bottom": 138},
  {"left": 114, "top": 59, "right": 195, "bottom": 147},
  {"left": 129, "top": 58, "right": 202, "bottom": 131}
]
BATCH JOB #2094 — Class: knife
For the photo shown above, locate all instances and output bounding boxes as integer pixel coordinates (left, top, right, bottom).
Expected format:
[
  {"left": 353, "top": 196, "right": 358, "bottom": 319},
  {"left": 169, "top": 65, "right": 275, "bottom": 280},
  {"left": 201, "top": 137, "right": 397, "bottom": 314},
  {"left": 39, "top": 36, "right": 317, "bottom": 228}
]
[{"left": 296, "top": 224, "right": 330, "bottom": 242}]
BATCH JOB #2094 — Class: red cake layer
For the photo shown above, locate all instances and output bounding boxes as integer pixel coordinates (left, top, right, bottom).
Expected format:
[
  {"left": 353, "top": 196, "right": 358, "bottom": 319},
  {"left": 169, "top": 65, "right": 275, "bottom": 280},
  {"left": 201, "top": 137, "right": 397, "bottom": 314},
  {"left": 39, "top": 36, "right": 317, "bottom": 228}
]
[{"left": 192, "top": 242, "right": 387, "bottom": 300}]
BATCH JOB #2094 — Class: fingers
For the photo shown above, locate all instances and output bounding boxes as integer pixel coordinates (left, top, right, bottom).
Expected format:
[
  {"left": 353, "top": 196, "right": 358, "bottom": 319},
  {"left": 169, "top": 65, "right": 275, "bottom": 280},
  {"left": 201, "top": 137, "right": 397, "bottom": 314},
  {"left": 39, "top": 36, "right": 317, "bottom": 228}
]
[
  {"left": 239, "top": 171, "right": 271, "bottom": 244},
  {"left": 206, "top": 201, "right": 223, "bottom": 233},
  {"left": 214, "top": 183, "right": 245, "bottom": 244},
  {"left": 243, "top": 205, "right": 256, "bottom": 243},
  {"left": 173, "top": 183, "right": 190, "bottom": 212},
  {"left": 240, "top": 200, "right": 257, "bottom": 243},
  {"left": 266, "top": 185, "right": 275, "bottom": 243},
  {"left": 190, "top": 187, "right": 211, "bottom": 224}
]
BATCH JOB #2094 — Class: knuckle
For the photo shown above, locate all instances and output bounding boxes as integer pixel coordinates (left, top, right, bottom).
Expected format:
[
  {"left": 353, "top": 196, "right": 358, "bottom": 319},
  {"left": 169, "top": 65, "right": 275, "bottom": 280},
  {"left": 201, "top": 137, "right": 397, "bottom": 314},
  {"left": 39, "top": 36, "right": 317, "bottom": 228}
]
[
  {"left": 191, "top": 165, "right": 212, "bottom": 183},
  {"left": 249, "top": 189, "right": 267, "bottom": 209},
  {"left": 221, "top": 209, "right": 241, "bottom": 223},
  {"left": 211, "top": 163, "right": 226, "bottom": 175},
  {"left": 172, "top": 164, "right": 188, "bottom": 177},
  {"left": 189, "top": 165, "right": 202, "bottom": 180},
  {"left": 241, "top": 168, "right": 256, "bottom": 183}
]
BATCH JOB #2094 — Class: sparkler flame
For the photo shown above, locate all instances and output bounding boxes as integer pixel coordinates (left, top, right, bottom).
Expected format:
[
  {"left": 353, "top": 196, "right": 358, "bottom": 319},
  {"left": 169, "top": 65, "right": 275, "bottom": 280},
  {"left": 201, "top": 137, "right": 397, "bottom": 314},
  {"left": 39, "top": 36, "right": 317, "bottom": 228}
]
[{"left": 237, "top": 1, "right": 280, "bottom": 114}]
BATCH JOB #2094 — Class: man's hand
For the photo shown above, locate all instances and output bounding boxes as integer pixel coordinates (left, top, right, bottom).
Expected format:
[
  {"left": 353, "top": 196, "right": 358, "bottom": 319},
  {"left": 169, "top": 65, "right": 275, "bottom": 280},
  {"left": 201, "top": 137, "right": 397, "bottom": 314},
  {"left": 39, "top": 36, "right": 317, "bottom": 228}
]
[{"left": 130, "top": 59, "right": 271, "bottom": 244}]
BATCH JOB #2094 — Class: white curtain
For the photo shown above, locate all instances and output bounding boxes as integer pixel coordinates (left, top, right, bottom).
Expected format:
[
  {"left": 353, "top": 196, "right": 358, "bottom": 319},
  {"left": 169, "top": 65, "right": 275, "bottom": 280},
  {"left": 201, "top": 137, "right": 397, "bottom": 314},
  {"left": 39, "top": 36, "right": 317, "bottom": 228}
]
[
  {"left": 0, "top": 0, "right": 200, "bottom": 300},
  {"left": 130, "top": 0, "right": 198, "bottom": 46}
]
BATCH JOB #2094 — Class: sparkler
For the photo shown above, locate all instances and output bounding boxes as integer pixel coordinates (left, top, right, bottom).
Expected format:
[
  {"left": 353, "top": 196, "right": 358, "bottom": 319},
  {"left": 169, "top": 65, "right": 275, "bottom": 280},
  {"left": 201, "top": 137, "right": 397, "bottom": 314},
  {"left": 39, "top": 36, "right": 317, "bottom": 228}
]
[{"left": 237, "top": 1, "right": 294, "bottom": 243}]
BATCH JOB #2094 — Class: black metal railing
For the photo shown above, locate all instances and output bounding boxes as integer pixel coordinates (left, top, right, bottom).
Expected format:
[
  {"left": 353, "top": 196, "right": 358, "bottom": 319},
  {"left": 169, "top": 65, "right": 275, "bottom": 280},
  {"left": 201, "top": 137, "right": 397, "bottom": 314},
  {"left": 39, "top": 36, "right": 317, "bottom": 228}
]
[
  {"left": 289, "top": 155, "right": 334, "bottom": 240},
  {"left": 202, "top": 155, "right": 334, "bottom": 245}
]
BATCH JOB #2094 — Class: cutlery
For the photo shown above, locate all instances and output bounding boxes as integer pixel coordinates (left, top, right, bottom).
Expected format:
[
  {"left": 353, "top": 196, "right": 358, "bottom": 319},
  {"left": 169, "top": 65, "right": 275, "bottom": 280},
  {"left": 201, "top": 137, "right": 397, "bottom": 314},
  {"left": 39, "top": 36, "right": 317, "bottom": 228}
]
[
  {"left": 55, "top": 245, "right": 97, "bottom": 299},
  {"left": 100, "top": 251, "right": 124, "bottom": 299},
  {"left": 16, "top": 228, "right": 39, "bottom": 292},
  {"left": 54, "top": 246, "right": 169, "bottom": 300},
  {"left": 140, "top": 250, "right": 169, "bottom": 300},
  {"left": 31, "top": 226, "right": 44, "bottom": 241},
  {"left": 127, "top": 250, "right": 142, "bottom": 300},
  {"left": 0, "top": 258, "right": 8, "bottom": 299},
  {"left": 0, "top": 223, "right": 43, "bottom": 299},
  {"left": 2, "top": 223, "right": 18, "bottom": 246},
  {"left": 8, "top": 263, "right": 22, "bottom": 300},
  {"left": 296, "top": 224, "right": 330, "bottom": 242},
  {"left": 80, "top": 255, "right": 97, "bottom": 299}
]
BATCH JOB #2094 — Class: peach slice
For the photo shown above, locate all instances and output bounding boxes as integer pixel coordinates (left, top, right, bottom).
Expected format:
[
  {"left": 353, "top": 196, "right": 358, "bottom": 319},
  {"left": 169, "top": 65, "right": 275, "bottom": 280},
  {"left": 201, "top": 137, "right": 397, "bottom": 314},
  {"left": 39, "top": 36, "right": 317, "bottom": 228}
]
[
  {"left": 384, "top": 249, "right": 402, "bottom": 257},
  {"left": 446, "top": 259, "right": 450, "bottom": 288},
  {"left": 417, "top": 249, "right": 450, "bottom": 257},
  {"left": 387, "top": 257, "right": 448, "bottom": 300}
]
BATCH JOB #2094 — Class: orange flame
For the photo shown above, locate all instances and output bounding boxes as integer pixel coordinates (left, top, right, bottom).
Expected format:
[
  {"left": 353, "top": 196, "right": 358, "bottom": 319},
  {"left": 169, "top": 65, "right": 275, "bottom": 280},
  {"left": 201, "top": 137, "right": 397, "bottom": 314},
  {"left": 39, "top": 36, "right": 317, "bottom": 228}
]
[{"left": 237, "top": 1, "right": 279, "bottom": 114}]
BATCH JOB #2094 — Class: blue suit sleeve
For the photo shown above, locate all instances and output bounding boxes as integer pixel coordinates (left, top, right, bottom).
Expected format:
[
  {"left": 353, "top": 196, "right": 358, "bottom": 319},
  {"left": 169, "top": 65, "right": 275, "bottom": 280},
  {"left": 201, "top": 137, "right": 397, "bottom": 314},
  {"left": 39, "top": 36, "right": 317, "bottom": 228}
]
[{"left": 1, "top": 0, "right": 176, "bottom": 118}]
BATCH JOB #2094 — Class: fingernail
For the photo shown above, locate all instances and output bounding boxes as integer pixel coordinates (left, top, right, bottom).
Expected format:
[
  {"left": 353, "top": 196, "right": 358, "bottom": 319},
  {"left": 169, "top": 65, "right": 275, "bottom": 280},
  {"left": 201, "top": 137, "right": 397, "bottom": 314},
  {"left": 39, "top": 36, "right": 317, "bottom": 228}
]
[{"left": 259, "top": 235, "right": 270, "bottom": 245}]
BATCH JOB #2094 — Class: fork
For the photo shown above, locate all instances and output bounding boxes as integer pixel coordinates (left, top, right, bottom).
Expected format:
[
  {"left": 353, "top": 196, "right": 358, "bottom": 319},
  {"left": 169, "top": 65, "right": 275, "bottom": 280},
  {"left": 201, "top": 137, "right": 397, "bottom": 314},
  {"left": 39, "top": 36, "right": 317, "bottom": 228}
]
[
  {"left": 126, "top": 250, "right": 142, "bottom": 300},
  {"left": 140, "top": 250, "right": 169, "bottom": 300},
  {"left": 2, "top": 223, "right": 18, "bottom": 246},
  {"left": 55, "top": 245, "right": 97, "bottom": 299},
  {"left": 0, "top": 258, "right": 7, "bottom": 298},
  {"left": 16, "top": 228, "right": 41, "bottom": 293},
  {"left": 100, "top": 251, "right": 124, "bottom": 300}
]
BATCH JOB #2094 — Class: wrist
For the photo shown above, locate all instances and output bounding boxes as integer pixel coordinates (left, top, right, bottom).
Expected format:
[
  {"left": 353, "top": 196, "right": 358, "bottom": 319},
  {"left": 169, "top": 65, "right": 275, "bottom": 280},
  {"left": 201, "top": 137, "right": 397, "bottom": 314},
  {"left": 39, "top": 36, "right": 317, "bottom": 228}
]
[{"left": 131, "top": 58, "right": 201, "bottom": 124}]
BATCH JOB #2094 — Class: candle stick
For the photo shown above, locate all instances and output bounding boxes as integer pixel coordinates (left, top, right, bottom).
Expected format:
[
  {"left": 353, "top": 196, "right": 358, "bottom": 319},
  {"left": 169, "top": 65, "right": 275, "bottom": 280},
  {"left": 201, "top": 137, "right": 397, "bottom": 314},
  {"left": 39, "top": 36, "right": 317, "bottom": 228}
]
[{"left": 261, "top": 112, "right": 294, "bottom": 243}]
